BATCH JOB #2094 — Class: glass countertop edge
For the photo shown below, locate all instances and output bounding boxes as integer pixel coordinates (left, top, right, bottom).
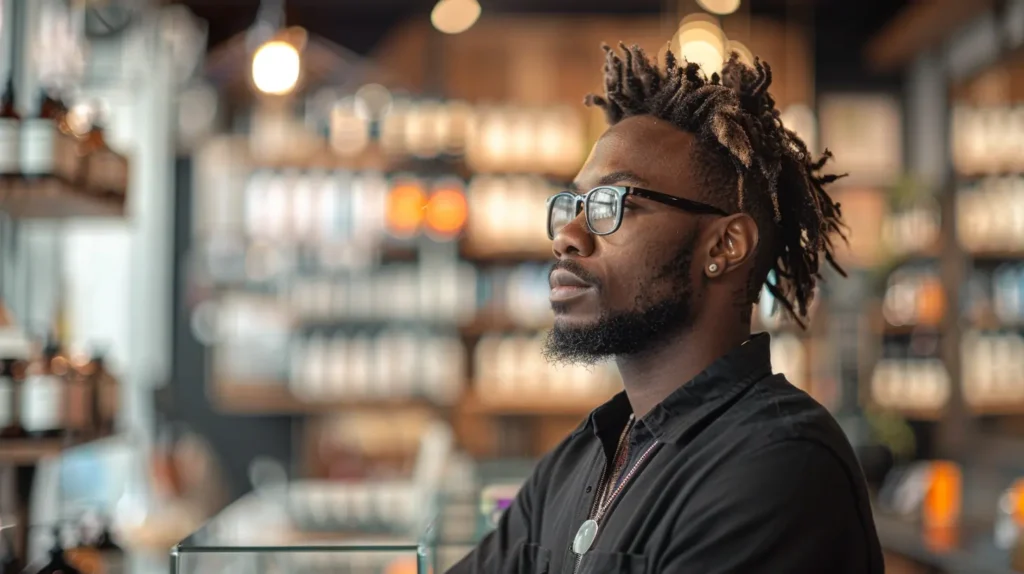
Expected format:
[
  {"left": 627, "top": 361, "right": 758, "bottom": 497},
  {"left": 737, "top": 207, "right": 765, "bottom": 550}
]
[{"left": 171, "top": 543, "right": 424, "bottom": 553}]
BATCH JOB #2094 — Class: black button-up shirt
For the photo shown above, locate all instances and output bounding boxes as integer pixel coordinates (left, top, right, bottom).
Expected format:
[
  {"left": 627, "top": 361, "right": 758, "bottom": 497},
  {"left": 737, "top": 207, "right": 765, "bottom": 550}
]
[{"left": 449, "top": 333, "right": 884, "bottom": 574}]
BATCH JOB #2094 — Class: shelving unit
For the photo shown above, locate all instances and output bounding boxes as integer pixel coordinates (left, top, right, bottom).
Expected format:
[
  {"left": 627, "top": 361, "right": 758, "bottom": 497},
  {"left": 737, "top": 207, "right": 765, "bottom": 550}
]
[
  {"left": 0, "top": 174, "right": 130, "bottom": 568},
  {"left": 858, "top": 1, "right": 1024, "bottom": 571}
]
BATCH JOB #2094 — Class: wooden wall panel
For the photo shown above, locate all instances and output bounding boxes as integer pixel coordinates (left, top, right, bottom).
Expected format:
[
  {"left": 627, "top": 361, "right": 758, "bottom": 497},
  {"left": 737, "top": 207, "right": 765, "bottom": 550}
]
[{"left": 371, "top": 15, "right": 813, "bottom": 111}]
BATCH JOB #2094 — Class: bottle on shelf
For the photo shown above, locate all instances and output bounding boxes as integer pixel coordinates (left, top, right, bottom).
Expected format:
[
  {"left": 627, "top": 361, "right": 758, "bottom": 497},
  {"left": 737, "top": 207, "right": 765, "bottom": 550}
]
[
  {"left": 93, "top": 519, "right": 124, "bottom": 574},
  {"left": 80, "top": 109, "right": 129, "bottom": 201},
  {"left": 20, "top": 90, "right": 63, "bottom": 180},
  {"left": 65, "top": 512, "right": 124, "bottom": 574},
  {"left": 36, "top": 526, "right": 83, "bottom": 574},
  {"left": 0, "top": 528, "right": 21, "bottom": 574},
  {"left": 84, "top": 351, "right": 117, "bottom": 436},
  {"left": 64, "top": 353, "right": 94, "bottom": 438},
  {"left": 51, "top": 94, "right": 82, "bottom": 185},
  {"left": 0, "top": 358, "right": 25, "bottom": 439},
  {"left": 0, "top": 301, "right": 29, "bottom": 438},
  {"left": 0, "top": 75, "right": 21, "bottom": 179},
  {"left": 64, "top": 519, "right": 98, "bottom": 574},
  {"left": 21, "top": 337, "right": 68, "bottom": 439}
]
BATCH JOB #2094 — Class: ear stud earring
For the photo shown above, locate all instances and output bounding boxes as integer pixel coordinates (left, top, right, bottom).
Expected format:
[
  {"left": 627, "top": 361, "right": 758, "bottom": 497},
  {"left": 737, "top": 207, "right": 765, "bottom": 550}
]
[{"left": 708, "top": 263, "right": 719, "bottom": 273}]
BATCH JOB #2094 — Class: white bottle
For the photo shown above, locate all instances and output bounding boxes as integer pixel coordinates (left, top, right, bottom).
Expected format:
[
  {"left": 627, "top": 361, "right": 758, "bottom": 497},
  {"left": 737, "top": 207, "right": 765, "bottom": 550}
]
[
  {"left": 244, "top": 170, "right": 272, "bottom": 239},
  {"left": 327, "top": 335, "right": 349, "bottom": 400},
  {"left": 20, "top": 97, "right": 57, "bottom": 178},
  {"left": 21, "top": 344, "right": 65, "bottom": 437},
  {"left": 0, "top": 87, "right": 20, "bottom": 177},
  {"left": 346, "top": 335, "right": 372, "bottom": 398},
  {"left": 372, "top": 331, "right": 395, "bottom": 399},
  {"left": 301, "top": 334, "right": 327, "bottom": 400},
  {"left": 0, "top": 359, "right": 16, "bottom": 429},
  {"left": 390, "top": 331, "right": 419, "bottom": 399},
  {"left": 291, "top": 170, "right": 318, "bottom": 243}
]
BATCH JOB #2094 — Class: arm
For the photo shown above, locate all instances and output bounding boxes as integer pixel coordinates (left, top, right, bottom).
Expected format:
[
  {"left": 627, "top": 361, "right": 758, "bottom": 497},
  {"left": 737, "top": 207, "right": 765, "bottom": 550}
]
[
  {"left": 658, "top": 440, "right": 875, "bottom": 574},
  {"left": 446, "top": 460, "right": 547, "bottom": 574}
]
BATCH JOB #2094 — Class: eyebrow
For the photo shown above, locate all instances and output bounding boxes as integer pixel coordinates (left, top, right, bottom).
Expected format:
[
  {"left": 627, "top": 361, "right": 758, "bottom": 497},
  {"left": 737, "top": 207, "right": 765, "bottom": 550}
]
[{"left": 568, "top": 170, "right": 651, "bottom": 194}]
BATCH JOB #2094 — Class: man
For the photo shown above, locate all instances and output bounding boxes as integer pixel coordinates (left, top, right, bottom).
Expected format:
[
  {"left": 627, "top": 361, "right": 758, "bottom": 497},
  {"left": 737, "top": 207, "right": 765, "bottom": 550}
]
[{"left": 450, "top": 45, "right": 883, "bottom": 574}]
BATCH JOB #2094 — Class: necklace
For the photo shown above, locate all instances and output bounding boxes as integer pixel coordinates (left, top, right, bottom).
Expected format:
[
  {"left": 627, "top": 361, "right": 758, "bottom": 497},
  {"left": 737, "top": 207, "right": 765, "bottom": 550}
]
[{"left": 572, "top": 416, "right": 661, "bottom": 560}]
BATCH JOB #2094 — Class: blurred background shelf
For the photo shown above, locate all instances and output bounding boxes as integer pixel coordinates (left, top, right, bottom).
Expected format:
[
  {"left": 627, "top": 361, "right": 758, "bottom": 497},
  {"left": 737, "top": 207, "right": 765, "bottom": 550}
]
[
  {"left": 0, "top": 179, "right": 126, "bottom": 219},
  {"left": 0, "top": 435, "right": 112, "bottom": 465},
  {"left": 459, "top": 391, "right": 611, "bottom": 417},
  {"left": 210, "top": 379, "right": 442, "bottom": 414}
]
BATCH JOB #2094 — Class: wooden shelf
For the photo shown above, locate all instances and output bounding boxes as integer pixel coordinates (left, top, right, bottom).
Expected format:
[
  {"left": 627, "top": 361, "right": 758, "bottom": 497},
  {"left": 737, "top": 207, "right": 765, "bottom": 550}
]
[
  {"left": 966, "top": 249, "right": 1024, "bottom": 261},
  {"left": 460, "top": 391, "right": 610, "bottom": 417},
  {"left": 967, "top": 401, "right": 1024, "bottom": 416},
  {"left": 211, "top": 379, "right": 440, "bottom": 415},
  {"left": 0, "top": 434, "right": 111, "bottom": 465},
  {"left": 0, "top": 178, "right": 125, "bottom": 219}
]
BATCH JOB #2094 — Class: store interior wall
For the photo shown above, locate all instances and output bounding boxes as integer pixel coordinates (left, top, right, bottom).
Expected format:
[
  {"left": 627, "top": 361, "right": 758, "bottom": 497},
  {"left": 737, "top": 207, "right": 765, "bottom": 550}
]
[{"left": 171, "top": 156, "right": 294, "bottom": 501}]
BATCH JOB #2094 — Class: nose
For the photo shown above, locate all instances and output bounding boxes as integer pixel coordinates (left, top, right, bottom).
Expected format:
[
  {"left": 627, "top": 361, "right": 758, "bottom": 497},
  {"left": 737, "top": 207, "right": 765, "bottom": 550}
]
[{"left": 552, "top": 212, "right": 595, "bottom": 259}]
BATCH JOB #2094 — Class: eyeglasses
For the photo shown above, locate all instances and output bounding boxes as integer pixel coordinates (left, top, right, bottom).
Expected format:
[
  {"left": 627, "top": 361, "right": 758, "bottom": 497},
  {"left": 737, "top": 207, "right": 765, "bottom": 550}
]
[{"left": 546, "top": 185, "right": 730, "bottom": 239}]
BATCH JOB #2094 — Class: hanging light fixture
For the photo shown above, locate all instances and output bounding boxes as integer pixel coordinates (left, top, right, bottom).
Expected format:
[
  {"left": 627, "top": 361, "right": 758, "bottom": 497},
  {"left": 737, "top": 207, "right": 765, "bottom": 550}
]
[
  {"left": 248, "top": 0, "right": 304, "bottom": 96},
  {"left": 252, "top": 40, "right": 301, "bottom": 95},
  {"left": 431, "top": 0, "right": 482, "bottom": 35}
]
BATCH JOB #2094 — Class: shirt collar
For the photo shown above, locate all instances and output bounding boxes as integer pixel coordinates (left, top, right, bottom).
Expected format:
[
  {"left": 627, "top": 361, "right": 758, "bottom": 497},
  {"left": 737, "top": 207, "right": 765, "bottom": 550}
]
[{"left": 574, "top": 332, "right": 774, "bottom": 446}]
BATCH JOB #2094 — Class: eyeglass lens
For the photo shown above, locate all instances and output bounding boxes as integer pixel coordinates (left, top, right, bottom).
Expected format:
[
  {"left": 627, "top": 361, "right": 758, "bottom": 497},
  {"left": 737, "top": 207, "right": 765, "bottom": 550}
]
[{"left": 548, "top": 188, "right": 621, "bottom": 237}]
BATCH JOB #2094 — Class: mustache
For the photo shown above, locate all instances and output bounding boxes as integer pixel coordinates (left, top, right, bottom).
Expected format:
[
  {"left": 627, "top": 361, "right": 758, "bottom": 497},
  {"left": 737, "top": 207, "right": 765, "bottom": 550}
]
[{"left": 549, "top": 259, "right": 601, "bottom": 289}]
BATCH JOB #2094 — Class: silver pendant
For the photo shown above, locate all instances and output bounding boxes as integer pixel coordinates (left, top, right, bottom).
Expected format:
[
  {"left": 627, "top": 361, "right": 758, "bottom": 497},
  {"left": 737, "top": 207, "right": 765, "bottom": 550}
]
[{"left": 573, "top": 519, "right": 599, "bottom": 554}]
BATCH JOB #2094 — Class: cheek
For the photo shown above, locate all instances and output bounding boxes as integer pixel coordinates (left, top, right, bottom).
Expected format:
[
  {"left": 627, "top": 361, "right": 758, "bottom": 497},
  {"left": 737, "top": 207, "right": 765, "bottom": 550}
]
[{"left": 600, "top": 240, "right": 683, "bottom": 303}]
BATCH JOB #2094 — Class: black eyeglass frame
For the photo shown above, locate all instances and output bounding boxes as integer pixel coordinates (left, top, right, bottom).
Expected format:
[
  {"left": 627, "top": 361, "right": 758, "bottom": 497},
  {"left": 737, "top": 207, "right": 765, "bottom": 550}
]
[{"left": 546, "top": 185, "right": 730, "bottom": 240}]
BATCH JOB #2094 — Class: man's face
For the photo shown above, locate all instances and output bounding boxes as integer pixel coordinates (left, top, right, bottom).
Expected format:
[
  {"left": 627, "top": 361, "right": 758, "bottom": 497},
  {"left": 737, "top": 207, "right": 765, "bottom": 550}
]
[{"left": 545, "top": 115, "right": 712, "bottom": 364}]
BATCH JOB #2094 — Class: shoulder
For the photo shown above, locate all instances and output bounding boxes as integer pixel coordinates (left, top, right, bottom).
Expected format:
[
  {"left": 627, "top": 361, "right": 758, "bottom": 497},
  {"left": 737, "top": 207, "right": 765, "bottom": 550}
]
[
  {"left": 733, "top": 373, "right": 855, "bottom": 454},
  {"left": 708, "top": 437, "right": 855, "bottom": 498},
  {"left": 701, "top": 375, "right": 869, "bottom": 501}
]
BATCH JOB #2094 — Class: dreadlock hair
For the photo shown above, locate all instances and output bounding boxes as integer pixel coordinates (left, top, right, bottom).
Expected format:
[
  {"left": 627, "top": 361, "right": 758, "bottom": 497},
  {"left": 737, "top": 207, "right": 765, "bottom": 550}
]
[{"left": 585, "top": 43, "right": 847, "bottom": 326}]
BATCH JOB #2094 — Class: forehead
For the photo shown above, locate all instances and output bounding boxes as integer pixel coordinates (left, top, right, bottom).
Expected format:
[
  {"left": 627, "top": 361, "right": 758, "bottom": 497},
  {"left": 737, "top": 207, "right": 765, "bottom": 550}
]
[{"left": 576, "top": 115, "right": 697, "bottom": 192}]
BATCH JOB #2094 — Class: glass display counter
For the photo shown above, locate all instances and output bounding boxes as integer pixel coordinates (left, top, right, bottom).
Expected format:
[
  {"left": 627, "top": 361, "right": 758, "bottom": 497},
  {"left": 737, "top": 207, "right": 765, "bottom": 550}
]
[
  {"left": 169, "top": 481, "right": 444, "bottom": 574},
  {"left": 170, "top": 538, "right": 435, "bottom": 574},
  {"left": 170, "top": 514, "right": 440, "bottom": 574}
]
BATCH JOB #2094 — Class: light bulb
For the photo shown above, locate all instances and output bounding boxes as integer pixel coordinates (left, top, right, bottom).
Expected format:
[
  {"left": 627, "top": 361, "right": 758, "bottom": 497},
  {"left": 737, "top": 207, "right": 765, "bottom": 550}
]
[
  {"left": 680, "top": 40, "right": 725, "bottom": 76},
  {"left": 676, "top": 14, "right": 727, "bottom": 76},
  {"left": 696, "top": 0, "right": 741, "bottom": 15},
  {"left": 431, "top": 0, "right": 481, "bottom": 35},
  {"left": 252, "top": 40, "right": 301, "bottom": 96}
]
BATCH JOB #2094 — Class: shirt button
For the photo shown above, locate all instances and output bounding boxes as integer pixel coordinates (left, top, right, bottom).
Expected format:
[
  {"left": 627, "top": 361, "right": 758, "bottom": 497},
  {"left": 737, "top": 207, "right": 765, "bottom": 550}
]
[{"left": 585, "top": 486, "right": 593, "bottom": 493}]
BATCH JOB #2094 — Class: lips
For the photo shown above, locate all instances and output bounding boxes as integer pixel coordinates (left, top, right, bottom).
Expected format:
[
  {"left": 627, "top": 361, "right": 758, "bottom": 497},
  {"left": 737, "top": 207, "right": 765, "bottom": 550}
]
[
  {"left": 549, "top": 268, "right": 595, "bottom": 303},
  {"left": 550, "top": 269, "right": 592, "bottom": 289}
]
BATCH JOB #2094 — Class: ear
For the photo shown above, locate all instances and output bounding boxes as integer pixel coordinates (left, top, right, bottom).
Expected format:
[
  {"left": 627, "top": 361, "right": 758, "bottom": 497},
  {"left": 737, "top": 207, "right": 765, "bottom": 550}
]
[{"left": 704, "top": 214, "right": 759, "bottom": 279}]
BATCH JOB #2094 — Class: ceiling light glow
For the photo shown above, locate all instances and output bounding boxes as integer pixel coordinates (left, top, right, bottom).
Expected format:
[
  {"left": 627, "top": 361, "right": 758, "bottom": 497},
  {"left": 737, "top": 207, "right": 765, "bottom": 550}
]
[
  {"left": 676, "top": 15, "right": 727, "bottom": 76},
  {"left": 252, "top": 40, "right": 301, "bottom": 96},
  {"left": 696, "top": 0, "right": 742, "bottom": 16},
  {"left": 431, "top": 0, "right": 481, "bottom": 35}
]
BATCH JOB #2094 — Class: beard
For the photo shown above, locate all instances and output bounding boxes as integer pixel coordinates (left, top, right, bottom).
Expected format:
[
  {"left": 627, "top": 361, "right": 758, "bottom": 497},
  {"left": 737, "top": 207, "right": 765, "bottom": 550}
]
[{"left": 544, "top": 233, "right": 698, "bottom": 366}]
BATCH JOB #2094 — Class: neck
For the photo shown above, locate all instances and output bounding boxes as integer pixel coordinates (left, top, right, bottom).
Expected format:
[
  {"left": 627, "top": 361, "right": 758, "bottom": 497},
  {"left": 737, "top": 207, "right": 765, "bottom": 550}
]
[{"left": 616, "top": 318, "right": 750, "bottom": 419}]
